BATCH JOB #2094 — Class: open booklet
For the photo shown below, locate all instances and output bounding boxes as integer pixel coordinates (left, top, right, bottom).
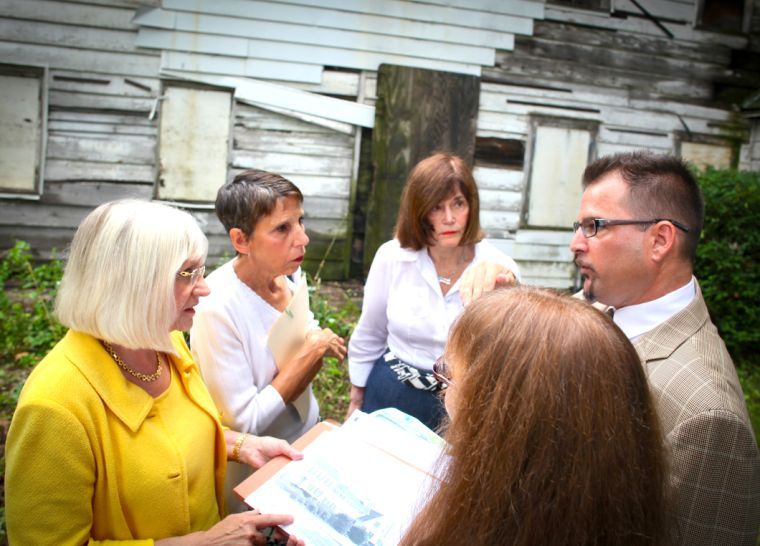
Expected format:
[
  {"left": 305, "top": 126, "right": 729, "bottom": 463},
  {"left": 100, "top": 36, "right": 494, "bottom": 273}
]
[{"left": 234, "top": 408, "right": 448, "bottom": 546}]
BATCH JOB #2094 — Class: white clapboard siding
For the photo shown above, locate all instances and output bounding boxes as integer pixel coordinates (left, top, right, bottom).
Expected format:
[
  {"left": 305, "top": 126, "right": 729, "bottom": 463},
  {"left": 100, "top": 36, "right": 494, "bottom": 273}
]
[
  {"left": 160, "top": 0, "right": 516, "bottom": 51},
  {"left": 160, "top": 51, "right": 323, "bottom": 84},
  {"left": 231, "top": 151, "right": 353, "bottom": 178},
  {"left": 414, "top": 0, "right": 545, "bottom": 19},
  {"left": 142, "top": 29, "right": 484, "bottom": 77},
  {"left": 49, "top": 90, "right": 155, "bottom": 112},
  {"left": 481, "top": 210, "right": 521, "bottom": 233},
  {"left": 480, "top": 188, "right": 523, "bottom": 212},
  {"left": 135, "top": 9, "right": 496, "bottom": 66},
  {"left": 233, "top": 130, "right": 354, "bottom": 159},
  {"left": 279, "top": 0, "right": 534, "bottom": 36}
]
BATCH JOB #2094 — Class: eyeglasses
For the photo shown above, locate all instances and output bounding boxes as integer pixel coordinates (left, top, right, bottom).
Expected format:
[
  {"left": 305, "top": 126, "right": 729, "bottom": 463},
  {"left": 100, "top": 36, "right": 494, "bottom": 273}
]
[
  {"left": 572, "top": 218, "right": 690, "bottom": 238},
  {"left": 432, "top": 355, "right": 454, "bottom": 388},
  {"left": 177, "top": 264, "right": 206, "bottom": 285}
]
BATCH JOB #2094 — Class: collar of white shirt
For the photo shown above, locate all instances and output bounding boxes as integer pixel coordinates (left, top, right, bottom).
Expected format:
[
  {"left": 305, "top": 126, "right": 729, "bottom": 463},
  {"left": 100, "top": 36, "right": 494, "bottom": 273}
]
[{"left": 612, "top": 276, "right": 696, "bottom": 341}]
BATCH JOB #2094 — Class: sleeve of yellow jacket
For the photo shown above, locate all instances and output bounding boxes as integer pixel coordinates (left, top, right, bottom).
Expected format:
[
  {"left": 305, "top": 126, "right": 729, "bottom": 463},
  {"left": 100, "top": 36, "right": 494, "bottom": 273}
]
[{"left": 5, "top": 397, "right": 152, "bottom": 546}]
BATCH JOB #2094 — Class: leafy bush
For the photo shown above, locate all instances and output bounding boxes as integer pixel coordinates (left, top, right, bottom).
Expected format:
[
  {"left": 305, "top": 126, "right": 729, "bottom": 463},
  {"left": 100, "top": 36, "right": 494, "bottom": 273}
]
[{"left": 695, "top": 168, "right": 760, "bottom": 366}]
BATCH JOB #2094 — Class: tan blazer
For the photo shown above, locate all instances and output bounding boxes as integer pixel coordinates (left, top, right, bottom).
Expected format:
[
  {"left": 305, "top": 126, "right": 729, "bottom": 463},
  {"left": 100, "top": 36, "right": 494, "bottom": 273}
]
[{"left": 633, "top": 282, "right": 760, "bottom": 545}]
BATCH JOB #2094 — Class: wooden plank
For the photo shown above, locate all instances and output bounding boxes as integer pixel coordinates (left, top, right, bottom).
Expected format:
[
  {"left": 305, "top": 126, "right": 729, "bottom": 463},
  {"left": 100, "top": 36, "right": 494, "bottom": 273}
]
[
  {"left": 161, "top": 0, "right": 516, "bottom": 50},
  {"left": 543, "top": 5, "right": 747, "bottom": 49},
  {"left": 480, "top": 209, "right": 520, "bottom": 232},
  {"left": 365, "top": 64, "right": 480, "bottom": 273},
  {"left": 269, "top": 0, "right": 534, "bottom": 35},
  {"left": 49, "top": 120, "right": 157, "bottom": 137},
  {"left": 137, "top": 9, "right": 496, "bottom": 66},
  {"left": 50, "top": 70, "right": 158, "bottom": 97},
  {"left": 0, "top": 18, "right": 138, "bottom": 53},
  {"left": 164, "top": 71, "right": 375, "bottom": 128},
  {"left": 0, "top": 226, "right": 77, "bottom": 258},
  {"left": 47, "top": 134, "right": 155, "bottom": 164},
  {"left": 235, "top": 104, "right": 350, "bottom": 134},
  {"left": 49, "top": 90, "right": 155, "bottom": 112},
  {"left": 49, "top": 110, "right": 156, "bottom": 126},
  {"left": 479, "top": 188, "right": 523, "bottom": 212},
  {"left": 614, "top": 0, "right": 694, "bottom": 24},
  {"left": 160, "top": 51, "right": 323, "bottom": 83},
  {"left": 0, "top": 0, "right": 138, "bottom": 30},
  {"left": 480, "top": 82, "right": 630, "bottom": 110},
  {"left": 231, "top": 150, "right": 353, "bottom": 178},
  {"left": 233, "top": 130, "right": 354, "bottom": 158},
  {"left": 476, "top": 111, "right": 528, "bottom": 138},
  {"left": 137, "top": 27, "right": 248, "bottom": 57},
  {"left": 41, "top": 181, "right": 153, "bottom": 206},
  {"left": 473, "top": 166, "right": 524, "bottom": 191},
  {"left": 44, "top": 159, "right": 155, "bottom": 183},
  {"left": 238, "top": 101, "right": 355, "bottom": 135},
  {"left": 227, "top": 170, "right": 353, "bottom": 199},
  {"left": 0, "top": 41, "right": 159, "bottom": 77},
  {"left": 531, "top": 19, "right": 730, "bottom": 65},
  {"left": 1, "top": 202, "right": 93, "bottom": 229}
]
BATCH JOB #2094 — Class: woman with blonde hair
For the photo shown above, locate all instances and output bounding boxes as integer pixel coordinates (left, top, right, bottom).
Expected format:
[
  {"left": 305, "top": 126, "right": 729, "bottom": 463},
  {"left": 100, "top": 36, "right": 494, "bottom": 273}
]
[
  {"left": 401, "top": 287, "right": 670, "bottom": 546},
  {"left": 5, "top": 200, "right": 303, "bottom": 545}
]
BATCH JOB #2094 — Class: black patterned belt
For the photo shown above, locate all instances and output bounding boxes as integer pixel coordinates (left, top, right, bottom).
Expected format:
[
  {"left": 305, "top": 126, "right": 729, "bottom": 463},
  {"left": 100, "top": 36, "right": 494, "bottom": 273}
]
[{"left": 384, "top": 350, "right": 443, "bottom": 392}]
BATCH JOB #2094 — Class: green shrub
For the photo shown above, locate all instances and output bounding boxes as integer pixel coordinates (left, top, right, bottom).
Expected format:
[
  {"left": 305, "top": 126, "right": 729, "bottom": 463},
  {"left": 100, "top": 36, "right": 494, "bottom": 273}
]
[{"left": 695, "top": 168, "right": 760, "bottom": 366}]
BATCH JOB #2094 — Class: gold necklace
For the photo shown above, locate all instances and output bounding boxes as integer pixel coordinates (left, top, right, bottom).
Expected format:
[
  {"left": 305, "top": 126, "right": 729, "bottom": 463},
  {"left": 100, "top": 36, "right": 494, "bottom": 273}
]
[{"left": 101, "top": 340, "right": 163, "bottom": 382}]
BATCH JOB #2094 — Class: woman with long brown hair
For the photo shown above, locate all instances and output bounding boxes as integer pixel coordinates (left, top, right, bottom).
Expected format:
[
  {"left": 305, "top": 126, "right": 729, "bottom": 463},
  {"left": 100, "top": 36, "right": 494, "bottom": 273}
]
[{"left": 401, "top": 287, "right": 670, "bottom": 546}]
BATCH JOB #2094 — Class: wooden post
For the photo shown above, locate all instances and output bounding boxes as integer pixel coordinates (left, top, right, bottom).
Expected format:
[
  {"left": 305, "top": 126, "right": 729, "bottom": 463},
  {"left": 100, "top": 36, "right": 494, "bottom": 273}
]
[{"left": 363, "top": 64, "right": 480, "bottom": 275}]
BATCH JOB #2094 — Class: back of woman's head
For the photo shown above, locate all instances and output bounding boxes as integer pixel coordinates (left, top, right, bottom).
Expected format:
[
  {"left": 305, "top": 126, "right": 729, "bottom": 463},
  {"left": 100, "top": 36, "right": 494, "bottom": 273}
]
[
  {"left": 55, "top": 199, "right": 207, "bottom": 353},
  {"left": 402, "top": 287, "right": 669, "bottom": 546}
]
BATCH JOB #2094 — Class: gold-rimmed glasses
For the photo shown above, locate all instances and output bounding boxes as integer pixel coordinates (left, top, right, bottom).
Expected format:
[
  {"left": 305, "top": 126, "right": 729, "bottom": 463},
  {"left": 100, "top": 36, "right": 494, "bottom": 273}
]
[{"left": 177, "top": 264, "right": 206, "bottom": 285}]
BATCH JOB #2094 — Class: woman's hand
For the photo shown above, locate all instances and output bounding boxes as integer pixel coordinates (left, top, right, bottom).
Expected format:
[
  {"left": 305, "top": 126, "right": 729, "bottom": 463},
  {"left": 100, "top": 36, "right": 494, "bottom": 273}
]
[
  {"left": 225, "top": 431, "right": 303, "bottom": 469},
  {"left": 240, "top": 434, "right": 304, "bottom": 469},
  {"left": 346, "top": 385, "right": 365, "bottom": 419},
  {"left": 273, "top": 328, "right": 345, "bottom": 403},
  {"left": 156, "top": 511, "right": 304, "bottom": 545},
  {"left": 459, "top": 262, "right": 518, "bottom": 306}
]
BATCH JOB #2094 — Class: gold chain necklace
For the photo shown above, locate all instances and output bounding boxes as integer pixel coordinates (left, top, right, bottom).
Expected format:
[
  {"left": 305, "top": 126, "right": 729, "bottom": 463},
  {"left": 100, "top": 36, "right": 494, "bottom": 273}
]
[{"left": 101, "top": 340, "right": 163, "bottom": 382}]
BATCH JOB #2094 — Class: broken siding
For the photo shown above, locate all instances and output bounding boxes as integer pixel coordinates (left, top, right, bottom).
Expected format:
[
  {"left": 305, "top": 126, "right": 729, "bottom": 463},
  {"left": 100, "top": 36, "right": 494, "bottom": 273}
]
[{"left": 0, "top": 0, "right": 160, "bottom": 258}]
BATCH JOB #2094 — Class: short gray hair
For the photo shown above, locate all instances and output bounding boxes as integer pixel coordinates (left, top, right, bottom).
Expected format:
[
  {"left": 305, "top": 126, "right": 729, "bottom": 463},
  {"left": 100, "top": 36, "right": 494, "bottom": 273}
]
[{"left": 55, "top": 200, "right": 208, "bottom": 353}]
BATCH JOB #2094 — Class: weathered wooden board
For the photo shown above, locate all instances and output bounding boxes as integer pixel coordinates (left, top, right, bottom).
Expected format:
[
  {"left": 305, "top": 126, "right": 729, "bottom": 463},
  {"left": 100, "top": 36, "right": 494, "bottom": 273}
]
[
  {"left": 0, "top": 19, "right": 138, "bottom": 53},
  {"left": 231, "top": 151, "right": 353, "bottom": 178},
  {"left": 0, "top": 0, "right": 139, "bottom": 30},
  {"left": 473, "top": 166, "right": 524, "bottom": 192},
  {"left": 41, "top": 181, "right": 153, "bottom": 206},
  {"left": 49, "top": 90, "right": 155, "bottom": 113},
  {"left": 613, "top": 0, "right": 694, "bottom": 23},
  {"left": 46, "top": 134, "right": 155, "bottom": 164},
  {"left": 412, "top": 0, "right": 545, "bottom": 19},
  {"left": 0, "top": 41, "right": 159, "bottom": 77},
  {"left": 45, "top": 159, "right": 155, "bottom": 183},
  {"left": 233, "top": 130, "right": 354, "bottom": 158},
  {"left": 160, "top": 51, "right": 323, "bottom": 83},
  {"left": 480, "top": 188, "right": 523, "bottom": 212},
  {"left": 364, "top": 64, "right": 480, "bottom": 272}
]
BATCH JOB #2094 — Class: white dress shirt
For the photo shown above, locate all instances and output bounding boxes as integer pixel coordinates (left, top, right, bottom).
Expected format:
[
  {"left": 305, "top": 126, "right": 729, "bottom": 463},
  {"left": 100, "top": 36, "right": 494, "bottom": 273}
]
[
  {"left": 613, "top": 277, "right": 696, "bottom": 341},
  {"left": 348, "top": 239, "right": 520, "bottom": 387}
]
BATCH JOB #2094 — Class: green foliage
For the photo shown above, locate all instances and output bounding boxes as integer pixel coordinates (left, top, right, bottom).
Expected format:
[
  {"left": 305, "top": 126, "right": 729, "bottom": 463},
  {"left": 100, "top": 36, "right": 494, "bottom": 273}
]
[
  {"left": 307, "top": 276, "right": 360, "bottom": 421},
  {"left": 695, "top": 168, "right": 760, "bottom": 365}
]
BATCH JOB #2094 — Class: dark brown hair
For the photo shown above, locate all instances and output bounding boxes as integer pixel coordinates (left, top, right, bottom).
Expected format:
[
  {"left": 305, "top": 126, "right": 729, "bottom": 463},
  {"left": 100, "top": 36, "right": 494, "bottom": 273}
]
[
  {"left": 401, "top": 287, "right": 670, "bottom": 546},
  {"left": 215, "top": 169, "right": 303, "bottom": 237},
  {"left": 394, "top": 153, "right": 482, "bottom": 250},
  {"left": 583, "top": 152, "right": 704, "bottom": 263}
]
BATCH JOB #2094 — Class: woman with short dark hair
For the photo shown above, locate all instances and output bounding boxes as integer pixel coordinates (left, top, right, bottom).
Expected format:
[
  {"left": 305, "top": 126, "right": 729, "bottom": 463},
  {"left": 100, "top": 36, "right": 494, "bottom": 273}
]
[
  {"left": 191, "top": 169, "right": 346, "bottom": 512},
  {"left": 347, "top": 152, "right": 519, "bottom": 430},
  {"left": 401, "top": 287, "right": 671, "bottom": 546}
]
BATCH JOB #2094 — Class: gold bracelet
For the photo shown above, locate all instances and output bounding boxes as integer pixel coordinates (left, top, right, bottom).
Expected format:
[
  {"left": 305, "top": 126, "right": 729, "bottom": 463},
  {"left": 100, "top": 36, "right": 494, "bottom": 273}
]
[{"left": 232, "top": 433, "right": 248, "bottom": 463}]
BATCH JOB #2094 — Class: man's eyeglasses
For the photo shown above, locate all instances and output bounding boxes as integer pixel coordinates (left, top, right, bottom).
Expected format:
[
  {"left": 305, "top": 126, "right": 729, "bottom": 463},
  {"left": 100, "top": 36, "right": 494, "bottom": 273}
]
[
  {"left": 177, "top": 264, "right": 206, "bottom": 285},
  {"left": 432, "top": 355, "right": 454, "bottom": 388},
  {"left": 572, "top": 218, "right": 690, "bottom": 238}
]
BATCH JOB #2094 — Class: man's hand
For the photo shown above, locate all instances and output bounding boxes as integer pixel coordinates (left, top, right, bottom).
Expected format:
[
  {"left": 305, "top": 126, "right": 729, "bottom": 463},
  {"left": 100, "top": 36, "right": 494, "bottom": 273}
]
[{"left": 459, "top": 262, "right": 518, "bottom": 305}]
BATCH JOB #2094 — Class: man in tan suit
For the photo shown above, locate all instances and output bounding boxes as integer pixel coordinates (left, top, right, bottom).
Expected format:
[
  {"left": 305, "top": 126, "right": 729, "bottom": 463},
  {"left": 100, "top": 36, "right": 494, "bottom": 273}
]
[{"left": 463, "top": 151, "right": 759, "bottom": 544}]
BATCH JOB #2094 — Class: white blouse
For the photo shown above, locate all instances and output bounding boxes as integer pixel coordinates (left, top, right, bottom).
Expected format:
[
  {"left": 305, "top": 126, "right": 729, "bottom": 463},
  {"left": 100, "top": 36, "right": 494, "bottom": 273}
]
[{"left": 348, "top": 239, "right": 520, "bottom": 387}]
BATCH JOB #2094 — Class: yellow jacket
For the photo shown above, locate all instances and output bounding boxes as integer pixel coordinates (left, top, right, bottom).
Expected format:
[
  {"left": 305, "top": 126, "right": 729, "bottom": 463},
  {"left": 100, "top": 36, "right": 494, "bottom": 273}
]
[{"left": 5, "top": 330, "right": 227, "bottom": 545}]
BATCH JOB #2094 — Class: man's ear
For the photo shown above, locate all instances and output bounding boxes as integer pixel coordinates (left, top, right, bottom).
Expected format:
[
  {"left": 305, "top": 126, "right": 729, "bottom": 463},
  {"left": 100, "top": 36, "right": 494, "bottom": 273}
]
[
  {"left": 229, "top": 228, "right": 250, "bottom": 255},
  {"left": 650, "top": 221, "right": 678, "bottom": 263}
]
